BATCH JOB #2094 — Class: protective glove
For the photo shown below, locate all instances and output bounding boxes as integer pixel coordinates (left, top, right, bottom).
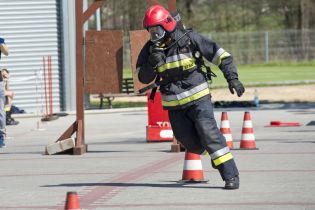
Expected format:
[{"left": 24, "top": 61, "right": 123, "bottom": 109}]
[
  {"left": 0, "top": 38, "right": 4, "bottom": 44},
  {"left": 228, "top": 79, "right": 245, "bottom": 97},
  {"left": 148, "top": 46, "right": 165, "bottom": 68}
]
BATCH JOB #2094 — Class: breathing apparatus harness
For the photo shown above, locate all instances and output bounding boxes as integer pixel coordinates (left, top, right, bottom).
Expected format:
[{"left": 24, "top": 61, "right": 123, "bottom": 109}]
[{"left": 139, "top": 29, "right": 216, "bottom": 100}]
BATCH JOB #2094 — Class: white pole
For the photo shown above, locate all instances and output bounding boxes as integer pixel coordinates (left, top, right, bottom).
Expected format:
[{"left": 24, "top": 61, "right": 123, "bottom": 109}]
[
  {"left": 265, "top": 31, "right": 269, "bottom": 63},
  {"left": 83, "top": 0, "right": 91, "bottom": 109},
  {"left": 34, "top": 69, "right": 45, "bottom": 131},
  {"left": 96, "top": 8, "right": 102, "bottom": 31}
]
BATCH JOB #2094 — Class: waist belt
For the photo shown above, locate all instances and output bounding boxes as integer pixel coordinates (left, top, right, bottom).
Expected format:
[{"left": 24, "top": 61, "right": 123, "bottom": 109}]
[
  {"left": 138, "top": 71, "right": 191, "bottom": 95},
  {"left": 139, "top": 76, "right": 171, "bottom": 101}
]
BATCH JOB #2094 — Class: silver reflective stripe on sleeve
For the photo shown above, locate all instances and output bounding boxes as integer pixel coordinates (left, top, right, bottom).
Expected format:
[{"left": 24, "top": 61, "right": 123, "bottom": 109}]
[
  {"left": 210, "top": 146, "right": 230, "bottom": 160},
  {"left": 211, "top": 48, "right": 230, "bottom": 66},
  {"left": 162, "top": 82, "right": 209, "bottom": 101},
  {"left": 211, "top": 48, "right": 225, "bottom": 65},
  {"left": 165, "top": 52, "right": 193, "bottom": 63}
]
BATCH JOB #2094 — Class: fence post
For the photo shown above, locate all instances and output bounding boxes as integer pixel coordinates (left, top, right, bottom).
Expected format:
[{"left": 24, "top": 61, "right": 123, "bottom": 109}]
[{"left": 265, "top": 31, "right": 269, "bottom": 63}]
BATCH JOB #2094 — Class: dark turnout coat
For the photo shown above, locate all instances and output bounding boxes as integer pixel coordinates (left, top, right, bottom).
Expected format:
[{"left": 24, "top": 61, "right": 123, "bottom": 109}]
[{"left": 137, "top": 28, "right": 239, "bottom": 110}]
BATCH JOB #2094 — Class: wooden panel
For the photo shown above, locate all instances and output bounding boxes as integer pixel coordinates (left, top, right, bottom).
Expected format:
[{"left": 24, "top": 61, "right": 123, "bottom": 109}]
[
  {"left": 85, "top": 30, "right": 123, "bottom": 94},
  {"left": 129, "top": 30, "right": 151, "bottom": 94},
  {"left": 167, "top": 0, "right": 177, "bottom": 12}
]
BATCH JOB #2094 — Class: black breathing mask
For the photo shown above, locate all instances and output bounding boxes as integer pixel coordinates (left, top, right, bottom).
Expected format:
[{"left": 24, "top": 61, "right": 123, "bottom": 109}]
[{"left": 148, "top": 25, "right": 167, "bottom": 46}]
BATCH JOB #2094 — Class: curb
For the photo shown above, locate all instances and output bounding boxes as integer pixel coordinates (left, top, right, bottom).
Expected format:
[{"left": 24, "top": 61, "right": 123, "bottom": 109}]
[{"left": 12, "top": 107, "right": 148, "bottom": 119}]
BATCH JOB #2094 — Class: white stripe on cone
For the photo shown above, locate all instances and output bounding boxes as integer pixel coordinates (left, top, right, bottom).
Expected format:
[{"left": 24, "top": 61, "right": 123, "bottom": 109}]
[
  {"left": 241, "top": 133, "right": 255, "bottom": 141},
  {"left": 223, "top": 133, "right": 233, "bottom": 141},
  {"left": 220, "top": 120, "right": 230, "bottom": 128},
  {"left": 183, "top": 160, "right": 203, "bottom": 170},
  {"left": 243, "top": 120, "right": 253, "bottom": 128}
]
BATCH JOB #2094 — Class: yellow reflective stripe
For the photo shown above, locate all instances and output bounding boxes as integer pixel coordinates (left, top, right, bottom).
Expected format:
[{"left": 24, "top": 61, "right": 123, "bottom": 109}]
[
  {"left": 162, "top": 88, "right": 210, "bottom": 107},
  {"left": 158, "top": 58, "right": 196, "bottom": 73},
  {"left": 216, "top": 51, "right": 231, "bottom": 66},
  {"left": 213, "top": 152, "right": 233, "bottom": 166},
  {"left": 202, "top": 150, "right": 209, "bottom": 156},
  {"left": 5, "top": 106, "right": 10, "bottom": 112}
]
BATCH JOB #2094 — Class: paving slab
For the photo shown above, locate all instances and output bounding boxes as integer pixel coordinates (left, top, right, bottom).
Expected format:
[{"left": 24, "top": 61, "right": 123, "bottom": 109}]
[{"left": 1, "top": 105, "right": 315, "bottom": 210}]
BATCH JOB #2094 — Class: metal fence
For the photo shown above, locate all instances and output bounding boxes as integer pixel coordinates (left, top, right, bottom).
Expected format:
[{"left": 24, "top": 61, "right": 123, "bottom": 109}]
[
  {"left": 123, "top": 29, "right": 315, "bottom": 68},
  {"left": 207, "top": 29, "right": 315, "bottom": 64}
]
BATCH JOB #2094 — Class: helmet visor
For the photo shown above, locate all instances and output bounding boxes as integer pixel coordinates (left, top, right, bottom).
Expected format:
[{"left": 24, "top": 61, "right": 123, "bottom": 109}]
[{"left": 148, "top": 26, "right": 166, "bottom": 43}]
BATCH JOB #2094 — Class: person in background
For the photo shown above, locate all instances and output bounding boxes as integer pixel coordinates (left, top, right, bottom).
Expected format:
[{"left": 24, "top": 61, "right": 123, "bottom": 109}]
[
  {"left": 2, "top": 69, "right": 19, "bottom": 125},
  {"left": 0, "top": 37, "right": 9, "bottom": 147}
]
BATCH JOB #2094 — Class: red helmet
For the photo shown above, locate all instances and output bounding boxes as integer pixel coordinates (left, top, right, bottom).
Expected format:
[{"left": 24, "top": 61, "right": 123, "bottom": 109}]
[{"left": 143, "top": 5, "right": 176, "bottom": 32}]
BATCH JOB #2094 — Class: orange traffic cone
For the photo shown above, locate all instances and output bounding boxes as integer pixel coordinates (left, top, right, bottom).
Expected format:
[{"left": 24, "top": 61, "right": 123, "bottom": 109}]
[
  {"left": 240, "top": 112, "right": 258, "bottom": 150},
  {"left": 65, "top": 192, "right": 81, "bottom": 210},
  {"left": 220, "top": 112, "right": 234, "bottom": 149},
  {"left": 180, "top": 151, "right": 208, "bottom": 183}
]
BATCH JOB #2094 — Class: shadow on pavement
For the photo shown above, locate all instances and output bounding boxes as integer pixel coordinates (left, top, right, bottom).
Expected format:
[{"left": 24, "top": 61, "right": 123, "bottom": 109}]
[
  {"left": 215, "top": 102, "right": 315, "bottom": 111},
  {"left": 88, "top": 139, "right": 146, "bottom": 145},
  {"left": 87, "top": 150, "right": 131, "bottom": 153},
  {"left": 41, "top": 182, "right": 223, "bottom": 189},
  {"left": 285, "top": 130, "right": 315, "bottom": 133},
  {"left": 0, "top": 151, "right": 44, "bottom": 155},
  {"left": 281, "top": 140, "right": 315, "bottom": 144}
]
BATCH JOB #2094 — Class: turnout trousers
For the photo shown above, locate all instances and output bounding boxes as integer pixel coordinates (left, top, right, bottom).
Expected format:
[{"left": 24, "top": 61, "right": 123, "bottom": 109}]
[{"left": 168, "top": 95, "right": 239, "bottom": 180}]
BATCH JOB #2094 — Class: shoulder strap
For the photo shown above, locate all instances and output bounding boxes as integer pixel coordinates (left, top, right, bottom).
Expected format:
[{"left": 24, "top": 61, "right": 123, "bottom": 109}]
[
  {"left": 186, "top": 33, "right": 204, "bottom": 66},
  {"left": 149, "top": 75, "right": 160, "bottom": 101},
  {"left": 187, "top": 33, "right": 217, "bottom": 82}
]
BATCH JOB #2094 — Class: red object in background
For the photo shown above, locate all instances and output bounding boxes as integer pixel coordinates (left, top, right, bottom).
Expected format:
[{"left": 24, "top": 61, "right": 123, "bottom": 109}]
[
  {"left": 146, "top": 92, "right": 173, "bottom": 142},
  {"left": 43, "top": 55, "right": 53, "bottom": 117},
  {"left": 266, "top": 121, "right": 302, "bottom": 127}
]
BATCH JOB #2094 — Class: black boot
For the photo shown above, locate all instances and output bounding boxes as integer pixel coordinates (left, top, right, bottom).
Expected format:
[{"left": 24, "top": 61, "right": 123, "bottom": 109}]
[
  {"left": 224, "top": 176, "right": 239, "bottom": 190},
  {"left": 6, "top": 111, "right": 19, "bottom": 126},
  {"left": 6, "top": 118, "right": 19, "bottom": 126}
]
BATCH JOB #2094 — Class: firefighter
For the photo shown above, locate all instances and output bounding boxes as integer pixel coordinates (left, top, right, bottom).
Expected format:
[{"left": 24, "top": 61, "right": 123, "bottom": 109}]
[{"left": 136, "top": 5, "right": 245, "bottom": 189}]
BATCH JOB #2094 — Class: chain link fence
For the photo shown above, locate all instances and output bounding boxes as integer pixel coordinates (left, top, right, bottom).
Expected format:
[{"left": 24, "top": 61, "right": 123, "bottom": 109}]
[
  {"left": 207, "top": 29, "right": 315, "bottom": 65},
  {"left": 123, "top": 29, "right": 315, "bottom": 68}
]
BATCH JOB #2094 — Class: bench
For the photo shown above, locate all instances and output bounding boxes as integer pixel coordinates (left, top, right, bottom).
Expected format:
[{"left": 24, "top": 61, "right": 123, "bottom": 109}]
[
  {"left": 122, "top": 78, "right": 134, "bottom": 94},
  {"left": 97, "top": 78, "right": 144, "bottom": 109}
]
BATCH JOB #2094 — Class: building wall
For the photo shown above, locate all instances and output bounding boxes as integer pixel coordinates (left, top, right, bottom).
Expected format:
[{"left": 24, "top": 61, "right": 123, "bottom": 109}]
[
  {"left": 0, "top": 0, "right": 62, "bottom": 114},
  {"left": 60, "top": 0, "right": 76, "bottom": 112},
  {"left": 61, "top": 0, "right": 93, "bottom": 112}
]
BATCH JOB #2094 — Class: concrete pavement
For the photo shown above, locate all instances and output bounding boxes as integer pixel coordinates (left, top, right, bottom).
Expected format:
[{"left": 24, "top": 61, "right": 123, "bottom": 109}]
[{"left": 0, "top": 105, "right": 315, "bottom": 210}]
